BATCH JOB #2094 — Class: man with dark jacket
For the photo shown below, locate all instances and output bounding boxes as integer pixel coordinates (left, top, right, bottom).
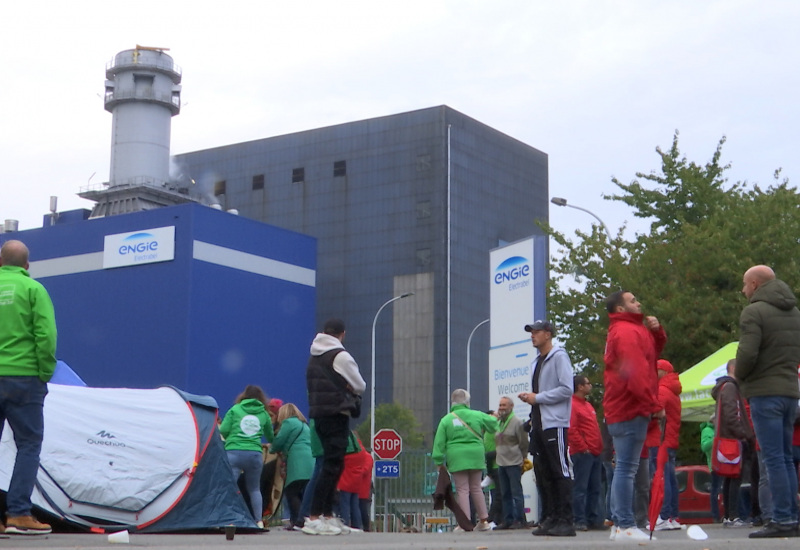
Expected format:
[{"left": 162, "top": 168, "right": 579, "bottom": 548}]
[
  {"left": 735, "top": 265, "right": 800, "bottom": 538},
  {"left": 603, "top": 290, "right": 666, "bottom": 542},
  {"left": 303, "top": 318, "right": 366, "bottom": 536}
]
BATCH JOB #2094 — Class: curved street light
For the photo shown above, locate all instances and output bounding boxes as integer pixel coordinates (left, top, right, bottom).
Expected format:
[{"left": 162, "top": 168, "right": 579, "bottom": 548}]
[
  {"left": 370, "top": 291, "right": 414, "bottom": 521},
  {"left": 466, "top": 319, "right": 489, "bottom": 395},
  {"left": 550, "top": 197, "right": 611, "bottom": 240}
]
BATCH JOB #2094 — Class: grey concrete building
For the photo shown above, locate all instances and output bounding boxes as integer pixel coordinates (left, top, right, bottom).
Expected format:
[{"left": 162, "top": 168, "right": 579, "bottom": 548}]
[{"left": 173, "top": 105, "right": 548, "bottom": 439}]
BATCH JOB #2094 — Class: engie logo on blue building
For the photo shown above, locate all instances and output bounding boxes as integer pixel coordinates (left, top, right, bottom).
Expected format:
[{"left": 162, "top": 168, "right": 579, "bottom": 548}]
[
  {"left": 494, "top": 255, "right": 531, "bottom": 290},
  {"left": 103, "top": 226, "right": 176, "bottom": 269}
]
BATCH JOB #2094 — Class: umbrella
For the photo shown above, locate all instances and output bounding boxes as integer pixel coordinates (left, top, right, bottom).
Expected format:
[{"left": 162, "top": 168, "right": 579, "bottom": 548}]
[{"left": 648, "top": 418, "right": 668, "bottom": 540}]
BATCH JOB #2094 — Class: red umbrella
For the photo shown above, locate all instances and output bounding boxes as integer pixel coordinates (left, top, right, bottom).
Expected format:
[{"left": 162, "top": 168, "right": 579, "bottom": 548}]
[{"left": 648, "top": 418, "right": 668, "bottom": 540}]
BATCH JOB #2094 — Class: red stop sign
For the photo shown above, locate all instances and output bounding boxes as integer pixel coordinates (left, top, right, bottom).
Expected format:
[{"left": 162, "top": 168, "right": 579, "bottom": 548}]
[{"left": 373, "top": 428, "right": 403, "bottom": 460}]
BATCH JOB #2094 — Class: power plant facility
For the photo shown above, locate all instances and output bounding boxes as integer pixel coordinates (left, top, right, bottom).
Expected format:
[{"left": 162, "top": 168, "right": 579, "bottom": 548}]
[{"left": 2, "top": 46, "right": 549, "bottom": 436}]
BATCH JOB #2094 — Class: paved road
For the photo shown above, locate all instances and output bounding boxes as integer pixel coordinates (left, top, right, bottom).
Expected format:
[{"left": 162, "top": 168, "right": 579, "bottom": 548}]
[{"left": 1, "top": 523, "right": 796, "bottom": 549}]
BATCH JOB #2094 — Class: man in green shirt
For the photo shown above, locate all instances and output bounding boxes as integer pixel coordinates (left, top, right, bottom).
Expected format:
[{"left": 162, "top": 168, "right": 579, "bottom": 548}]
[{"left": 0, "top": 240, "right": 57, "bottom": 535}]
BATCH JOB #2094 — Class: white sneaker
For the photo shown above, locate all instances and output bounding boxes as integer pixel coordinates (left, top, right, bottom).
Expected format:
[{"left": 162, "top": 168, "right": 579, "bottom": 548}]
[
  {"left": 301, "top": 517, "right": 341, "bottom": 536},
  {"left": 488, "top": 521, "right": 497, "bottom": 530},
  {"left": 326, "top": 516, "right": 351, "bottom": 534},
  {"left": 652, "top": 516, "right": 671, "bottom": 531},
  {"left": 610, "top": 526, "right": 618, "bottom": 540},
  {"left": 668, "top": 518, "right": 683, "bottom": 530},
  {"left": 256, "top": 520, "right": 264, "bottom": 529},
  {"left": 615, "top": 526, "right": 653, "bottom": 542},
  {"left": 476, "top": 520, "right": 492, "bottom": 531},
  {"left": 453, "top": 526, "right": 466, "bottom": 533}
]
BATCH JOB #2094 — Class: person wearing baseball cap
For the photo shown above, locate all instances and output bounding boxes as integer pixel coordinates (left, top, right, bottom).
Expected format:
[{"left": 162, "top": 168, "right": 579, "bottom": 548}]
[{"left": 518, "top": 320, "right": 575, "bottom": 537}]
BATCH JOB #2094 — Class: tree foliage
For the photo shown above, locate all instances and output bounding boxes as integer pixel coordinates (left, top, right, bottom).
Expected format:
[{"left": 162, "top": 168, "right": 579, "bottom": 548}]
[
  {"left": 355, "top": 402, "right": 426, "bottom": 450},
  {"left": 546, "top": 131, "right": 800, "bottom": 404}
]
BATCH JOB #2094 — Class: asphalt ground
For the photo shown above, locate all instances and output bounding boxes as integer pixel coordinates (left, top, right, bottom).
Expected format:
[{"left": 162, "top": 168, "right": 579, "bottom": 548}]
[{"left": 0, "top": 523, "right": 798, "bottom": 550}]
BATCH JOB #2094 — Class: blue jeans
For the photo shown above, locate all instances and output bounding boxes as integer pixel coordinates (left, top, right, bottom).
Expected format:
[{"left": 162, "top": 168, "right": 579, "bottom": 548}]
[
  {"left": 608, "top": 416, "right": 648, "bottom": 529},
  {"left": 338, "top": 491, "right": 362, "bottom": 528},
  {"left": 602, "top": 460, "right": 614, "bottom": 521},
  {"left": 649, "top": 447, "right": 678, "bottom": 519},
  {"left": 0, "top": 376, "right": 48, "bottom": 517},
  {"left": 299, "top": 456, "right": 323, "bottom": 520},
  {"left": 572, "top": 452, "right": 602, "bottom": 527},
  {"left": 497, "top": 464, "right": 525, "bottom": 524},
  {"left": 227, "top": 449, "right": 264, "bottom": 521},
  {"left": 749, "top": 396, "right": 799, "bottom": 525},
  {"left": 757, "top": 450, "right": 773, "bottom": 521},
  {"left": 710, "top": 472, "right": 722, "bottom": 522}
]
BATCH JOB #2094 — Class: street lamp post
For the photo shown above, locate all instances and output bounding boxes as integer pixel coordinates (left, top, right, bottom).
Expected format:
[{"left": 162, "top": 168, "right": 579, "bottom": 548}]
[
  {"left": 550, "top": 197, "right": 612, "bottom": 240},
  {"left": 370, "top": 291, "right": 414, "bottom": 521},
  {"left": 466, "top": 319, "right": 489, "bottom": 395}
]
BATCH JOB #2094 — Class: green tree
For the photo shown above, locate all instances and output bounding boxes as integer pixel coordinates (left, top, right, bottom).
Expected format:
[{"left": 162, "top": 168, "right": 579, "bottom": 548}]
[
  {"left": 544, "top": 133, "right": 800, "bottom": 462},
  {"left": 356, "top": 402, "right": 426, "bottom": 450}
]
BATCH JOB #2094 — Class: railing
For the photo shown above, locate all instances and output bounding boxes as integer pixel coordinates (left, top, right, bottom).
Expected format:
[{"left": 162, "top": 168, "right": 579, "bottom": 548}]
[
  {"left": 104, "top": 89, "right": 180, "bottom": 110},
  {"left": 106, "top": 55, "right": 181, "bottom": 77},
  {"left": 371, "top": 449, "right": 487, "bottom": 532}
]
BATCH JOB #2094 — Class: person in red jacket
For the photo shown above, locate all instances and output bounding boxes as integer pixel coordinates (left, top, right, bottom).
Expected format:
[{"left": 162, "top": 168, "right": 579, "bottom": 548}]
[
  {"left": 569, "top": 375, "right": 604, "bottom": 531},
  {"left": 603, "top": 290, "right": 666, "bottom": 542},
  {"left": 337, "top": 432, "right": 370, "bottom": 530},
  {"left": 649, "top": 359, "right": 683, "bottom": 531},
  {"left": 357, "top": 444, "right": 373, "bottom": 531}
]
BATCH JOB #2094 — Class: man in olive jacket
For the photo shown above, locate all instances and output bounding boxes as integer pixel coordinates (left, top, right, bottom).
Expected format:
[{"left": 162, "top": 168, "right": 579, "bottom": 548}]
[{"left": 734, "top": 265, "right": 800, "bottom": 538}]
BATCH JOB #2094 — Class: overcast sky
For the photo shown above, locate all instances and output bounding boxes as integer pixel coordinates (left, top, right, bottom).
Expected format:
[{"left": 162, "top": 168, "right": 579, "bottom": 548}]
[{"left": 2, "top": 1, "right": 798, "bottom": 243}]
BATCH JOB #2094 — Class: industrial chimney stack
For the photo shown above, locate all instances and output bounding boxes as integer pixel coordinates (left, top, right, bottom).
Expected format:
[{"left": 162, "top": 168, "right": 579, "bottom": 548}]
[{"left": 79, "top": 46, "right": 196, "bottom": 217}]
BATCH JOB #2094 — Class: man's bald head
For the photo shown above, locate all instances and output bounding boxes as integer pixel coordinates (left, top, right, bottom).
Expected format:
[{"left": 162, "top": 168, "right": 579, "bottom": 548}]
[
  {"left": 742, "top": 265, "right": 775, "bottom": 299},
  {"left": 0, "top": 240, "right": 29, "bottom": 268}
]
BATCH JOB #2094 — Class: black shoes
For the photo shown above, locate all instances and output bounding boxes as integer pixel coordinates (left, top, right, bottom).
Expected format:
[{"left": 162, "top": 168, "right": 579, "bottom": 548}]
[
  {"left": 532, "top": 518, "right": 575, "bottom": 537},
  {"left": 749, "top": 521, "right": 799, "bottom": 539},
  {"left": 547, "top": 521, "right": 577, "bottom": 537},
  {"left": 532, "top": 518, "right": 555, "bottom": 536}
]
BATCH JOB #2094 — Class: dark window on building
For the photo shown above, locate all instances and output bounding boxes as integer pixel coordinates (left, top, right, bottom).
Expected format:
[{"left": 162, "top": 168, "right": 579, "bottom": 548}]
[
  {"left": 333, "top": 160, "right": 347, "bottom": 177},
  {"left": 292, "top": 168, "right": 305, "bottom": 184},
  {"left": 416, "top": 201, "right": 431, "bottom": 219},
  {"left": 214, "top": 180, "right": 226, "bottom": 195},
  {"left": 252, "top": 174, "right": 265, "bottom": 190},
  {"left": 416, "top": 154, "right": 432, "bottom": 172},
  {"left": 416, "top": 248, "right": 431, "bottom": 267}
]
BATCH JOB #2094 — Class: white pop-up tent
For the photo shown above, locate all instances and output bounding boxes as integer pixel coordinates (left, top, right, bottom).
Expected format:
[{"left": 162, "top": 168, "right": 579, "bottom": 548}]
[{"left": 0, "top": 384, "right": 256, "bottom": 533}]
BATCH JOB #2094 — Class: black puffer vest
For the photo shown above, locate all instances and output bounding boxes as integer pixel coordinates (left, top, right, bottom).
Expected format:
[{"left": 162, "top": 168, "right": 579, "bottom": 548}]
[{"left": 306, "top": 348, "right": 348, "bottom": 418}]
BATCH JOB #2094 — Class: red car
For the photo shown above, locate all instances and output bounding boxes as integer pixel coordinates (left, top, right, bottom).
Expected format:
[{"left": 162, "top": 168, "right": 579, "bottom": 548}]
[{"left": 676, "top": 465, "right": 723, "bottom": 524}]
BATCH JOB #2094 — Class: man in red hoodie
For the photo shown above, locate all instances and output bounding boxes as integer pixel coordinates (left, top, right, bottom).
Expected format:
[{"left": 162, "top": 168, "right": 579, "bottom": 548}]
[
  {"left": 649, "top": 359, "right": 682, "bottom": 531},
  {"left": 603, "top": 290, "right": 666, "bottom": 542}
]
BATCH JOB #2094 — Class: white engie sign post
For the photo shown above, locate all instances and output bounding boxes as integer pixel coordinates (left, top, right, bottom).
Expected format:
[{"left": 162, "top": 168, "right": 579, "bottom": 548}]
[{"left": 487, "top": 236, "right": 546, "bottom": 523}]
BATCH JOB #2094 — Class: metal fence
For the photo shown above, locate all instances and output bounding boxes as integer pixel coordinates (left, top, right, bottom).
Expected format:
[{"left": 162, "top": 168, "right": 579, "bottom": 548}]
[{"left": 371, "top": 450, "right": 480, "bottom": 532}]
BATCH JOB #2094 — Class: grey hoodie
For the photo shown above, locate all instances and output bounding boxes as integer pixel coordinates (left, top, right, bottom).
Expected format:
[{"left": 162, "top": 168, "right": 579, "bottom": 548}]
[{"left": 530, "top": 346, "right": 574, "bottom": 430}]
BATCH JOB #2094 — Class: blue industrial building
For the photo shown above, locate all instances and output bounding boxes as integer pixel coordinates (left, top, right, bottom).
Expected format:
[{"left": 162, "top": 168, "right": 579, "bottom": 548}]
[
  {"left": 173, "top": 106, "right": 548, "bottom": 436},
  {"left": 1, "top": 203, "right": 316, "bottom": 412}
]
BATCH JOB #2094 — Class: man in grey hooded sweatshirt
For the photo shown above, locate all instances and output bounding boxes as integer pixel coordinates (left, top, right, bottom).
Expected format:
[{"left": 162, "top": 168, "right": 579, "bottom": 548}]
[{"left": 518, "top": 320, "right": 575, "bottom": 537}]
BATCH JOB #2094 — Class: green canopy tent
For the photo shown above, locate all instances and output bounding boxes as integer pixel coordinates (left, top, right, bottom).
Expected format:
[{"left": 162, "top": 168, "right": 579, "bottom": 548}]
[{"left": 678, "top": 342, "right": 738, "bottom": 422}]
